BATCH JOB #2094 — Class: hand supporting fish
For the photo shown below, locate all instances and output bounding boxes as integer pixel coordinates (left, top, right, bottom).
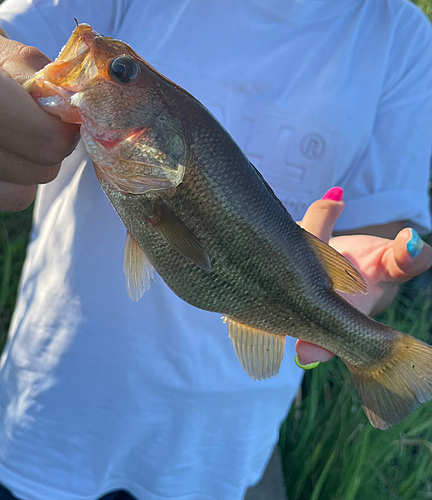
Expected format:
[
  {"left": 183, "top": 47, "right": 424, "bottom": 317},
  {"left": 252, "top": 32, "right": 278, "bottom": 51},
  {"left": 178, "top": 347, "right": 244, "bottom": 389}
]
[
  {"left": 24, "top": 24, "right": 432, "bottom": 430},
  {"left": 296, "top": 195, "right": 432, "bottom": 365}
]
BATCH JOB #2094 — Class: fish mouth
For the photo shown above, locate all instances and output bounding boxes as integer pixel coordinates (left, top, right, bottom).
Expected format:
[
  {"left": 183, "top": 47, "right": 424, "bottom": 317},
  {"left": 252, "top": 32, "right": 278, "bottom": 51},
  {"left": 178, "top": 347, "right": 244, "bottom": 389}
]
[
  {"left": 42, "top": 24, "right": 99, "bottom": 92},
  {"left": 23, "top": 23, "right": 186, "bottom": 194},
  {"left": 23, "top": 23, "right": 133, "bottom": 123},
  {"left": 23, "top": 24, "right": 97, "bottom": 91},
  {"left": 23, "top": 24, "right": 100, "bottom": 123},
  {"left": 40, "top": 24, "right": 132, "bottom": 91},
  {"left": 56, "top": 24, "right": 96, "bottom": 64}
]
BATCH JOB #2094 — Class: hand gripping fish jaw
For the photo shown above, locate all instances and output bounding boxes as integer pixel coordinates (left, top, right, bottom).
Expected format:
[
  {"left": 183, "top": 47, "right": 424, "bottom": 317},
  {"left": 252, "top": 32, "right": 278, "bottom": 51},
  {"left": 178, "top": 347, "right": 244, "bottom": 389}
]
[{"left": 24, "top": 24, "right": 187, "bottom": 195}]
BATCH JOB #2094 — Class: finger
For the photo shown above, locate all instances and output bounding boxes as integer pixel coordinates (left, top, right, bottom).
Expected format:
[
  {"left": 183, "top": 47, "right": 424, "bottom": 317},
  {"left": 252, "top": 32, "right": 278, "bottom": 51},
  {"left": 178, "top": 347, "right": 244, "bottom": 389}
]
[
  {"left": 0, "top": 37, "right": 80, "bottom": 164},
  {"left": 0, "top": 147, "right": 61, "bottom": 185},
  {"left": 295, "top": 340, "right": 334, "bottom": 365},
  {"left": 385, "top": 228, "right": 432, "bottom": 282},
  {"left": 0, "top": 181, "right": 36, "bottom": 211},
  {"left": 300, "top": 187, "right": 345, "bottom": 243},
  {"left": 0, "top": 36, "right": 51, "bottom": 82},
  {"left": 0, "top": 69, "right": 80, "bottom": 166}
]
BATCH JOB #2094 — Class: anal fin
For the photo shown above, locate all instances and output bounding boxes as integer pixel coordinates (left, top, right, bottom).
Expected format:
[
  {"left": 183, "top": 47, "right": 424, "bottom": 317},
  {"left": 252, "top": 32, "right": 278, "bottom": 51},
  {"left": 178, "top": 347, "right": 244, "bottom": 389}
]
[
  {"left": 123, "top": 232, "right": 155, "bottom": 302},
  {"left": 223, "top": 317, "right": 286, "bottom": 381}
]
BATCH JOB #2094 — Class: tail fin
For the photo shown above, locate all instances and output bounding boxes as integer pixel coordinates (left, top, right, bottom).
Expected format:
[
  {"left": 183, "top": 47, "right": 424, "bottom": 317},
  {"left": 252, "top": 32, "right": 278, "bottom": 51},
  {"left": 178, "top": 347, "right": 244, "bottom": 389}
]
[{"left": 349, "top": 334, "right": 432, "bottom": 430}]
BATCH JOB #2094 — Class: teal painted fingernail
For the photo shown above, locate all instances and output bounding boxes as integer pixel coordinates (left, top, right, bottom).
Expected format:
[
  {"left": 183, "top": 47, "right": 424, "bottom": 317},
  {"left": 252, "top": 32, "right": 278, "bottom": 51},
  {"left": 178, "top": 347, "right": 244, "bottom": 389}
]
[
  {"left": 406, "top": 228, "right": 423, "bottom": 258},
  {"left": 294, "top": 355, "right": 320, "bottom": 370}
]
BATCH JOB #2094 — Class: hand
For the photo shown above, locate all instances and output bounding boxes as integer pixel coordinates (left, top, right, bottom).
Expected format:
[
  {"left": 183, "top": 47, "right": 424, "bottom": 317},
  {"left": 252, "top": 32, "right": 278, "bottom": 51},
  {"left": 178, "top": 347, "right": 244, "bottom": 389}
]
[
  {"left": 329, "top": 228, "right": 431, "bottom": 316},
  {"left": 0, "top": 34, "right": 80, "bottom": 211},
  {"left": 295, "top": 187, "right": 432, "bottom": 366}
]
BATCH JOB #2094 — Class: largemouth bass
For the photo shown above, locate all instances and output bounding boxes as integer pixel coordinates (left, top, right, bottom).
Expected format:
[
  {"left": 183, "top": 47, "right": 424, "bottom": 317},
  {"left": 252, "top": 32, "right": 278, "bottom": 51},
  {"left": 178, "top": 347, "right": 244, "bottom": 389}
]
[{"left": 25, "top": 24, "right": 432, "bottom": 429}]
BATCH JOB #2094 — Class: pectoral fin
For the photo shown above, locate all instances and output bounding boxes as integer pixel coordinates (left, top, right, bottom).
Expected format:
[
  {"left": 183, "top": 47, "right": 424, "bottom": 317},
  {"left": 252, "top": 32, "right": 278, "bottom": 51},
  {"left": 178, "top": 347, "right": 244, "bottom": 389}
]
[
  {"left": 149, "top": 202, "right": 211, "bottom": 271},
  {"left": 223, "top": 317, "right": 286, "bottom": 381},
  {"left": 123, "top": 232, "right": 155, "bottom": 302},
  {"left": 303, "top": 230, "right": 368, "bottom": 295}
]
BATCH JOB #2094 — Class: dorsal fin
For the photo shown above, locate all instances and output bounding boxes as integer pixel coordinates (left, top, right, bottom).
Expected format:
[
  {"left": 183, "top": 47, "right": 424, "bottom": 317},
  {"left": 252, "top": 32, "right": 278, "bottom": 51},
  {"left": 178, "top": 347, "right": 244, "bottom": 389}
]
[
  {"left": 223, "top": 316, "right": 286, "bottom": 381},
  {"left": 303, "top": 230, "right": 368, "bottom": 295},
  {"left": 123, "top": 232, "right": 155, "bottom": 302}
]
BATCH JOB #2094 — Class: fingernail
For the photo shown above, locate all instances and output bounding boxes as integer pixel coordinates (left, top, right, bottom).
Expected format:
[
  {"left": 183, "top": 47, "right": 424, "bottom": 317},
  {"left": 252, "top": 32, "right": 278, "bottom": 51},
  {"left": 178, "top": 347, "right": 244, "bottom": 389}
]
[
  {"left": 406, "top": 228, "right": 424, "bottom": 258},
  {"left": 322, "top": 186, "right": 344, "bottom": 201},
  {"left": 294, "top": 355, "right": 320, "bottom": 370}
]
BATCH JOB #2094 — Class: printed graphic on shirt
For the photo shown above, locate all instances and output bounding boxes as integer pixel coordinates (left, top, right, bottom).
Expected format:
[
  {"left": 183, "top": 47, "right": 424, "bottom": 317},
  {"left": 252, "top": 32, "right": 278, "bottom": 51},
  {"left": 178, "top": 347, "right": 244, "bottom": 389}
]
[
  {"left": 225, "top": 103, "right": 339, "bottom": 221},
  {"left": 152, "top": 62, "right": 339, "bottom": 221}
]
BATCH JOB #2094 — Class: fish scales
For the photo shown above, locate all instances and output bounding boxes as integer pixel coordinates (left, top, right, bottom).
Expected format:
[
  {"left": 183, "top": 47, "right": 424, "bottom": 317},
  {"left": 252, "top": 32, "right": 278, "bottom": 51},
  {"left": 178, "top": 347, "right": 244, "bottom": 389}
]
[{"left": 101, "top": 101, "right": 389, "bottom": 364}]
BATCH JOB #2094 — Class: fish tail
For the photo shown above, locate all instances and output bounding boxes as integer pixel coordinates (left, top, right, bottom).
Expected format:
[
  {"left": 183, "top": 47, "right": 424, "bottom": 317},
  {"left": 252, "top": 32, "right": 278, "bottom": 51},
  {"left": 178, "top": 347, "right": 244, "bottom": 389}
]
[{"left": 348, "top": 333, "right": 432, "bottom": 430}]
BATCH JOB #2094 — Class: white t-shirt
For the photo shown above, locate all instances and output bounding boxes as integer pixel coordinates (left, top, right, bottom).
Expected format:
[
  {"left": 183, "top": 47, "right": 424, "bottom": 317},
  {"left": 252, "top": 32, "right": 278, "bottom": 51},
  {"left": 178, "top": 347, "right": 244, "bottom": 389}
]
[{"left": 0, "top": 1, "right": 430, "bottom": 500}]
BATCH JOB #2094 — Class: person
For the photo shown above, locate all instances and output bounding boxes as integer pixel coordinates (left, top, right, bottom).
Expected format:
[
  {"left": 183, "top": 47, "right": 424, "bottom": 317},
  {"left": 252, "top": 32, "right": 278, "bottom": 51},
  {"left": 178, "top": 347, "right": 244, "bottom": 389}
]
[{"left": 0, "top": 1, "right": 431, "bottom": 499}]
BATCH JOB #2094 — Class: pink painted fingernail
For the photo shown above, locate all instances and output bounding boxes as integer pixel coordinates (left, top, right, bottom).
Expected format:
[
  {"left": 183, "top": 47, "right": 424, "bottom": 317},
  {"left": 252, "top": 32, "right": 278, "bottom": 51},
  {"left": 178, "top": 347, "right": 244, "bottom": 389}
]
[{"left": 322, "top": 186, "right": 344, "bottom": 201}]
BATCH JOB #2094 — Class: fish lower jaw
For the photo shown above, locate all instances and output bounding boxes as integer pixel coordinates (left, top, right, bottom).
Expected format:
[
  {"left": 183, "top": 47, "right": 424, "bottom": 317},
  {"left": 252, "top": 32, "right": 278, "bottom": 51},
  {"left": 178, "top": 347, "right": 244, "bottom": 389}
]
[{"left": 34, "top": 81, "right": 82, "bottom": 124}]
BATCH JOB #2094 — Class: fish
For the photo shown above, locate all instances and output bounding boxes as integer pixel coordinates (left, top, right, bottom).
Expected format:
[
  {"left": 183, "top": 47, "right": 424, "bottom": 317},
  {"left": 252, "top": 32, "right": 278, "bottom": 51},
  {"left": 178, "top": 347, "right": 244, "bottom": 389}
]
[{"left": 24, "top": 24, "right": 432, "bottom": 429}]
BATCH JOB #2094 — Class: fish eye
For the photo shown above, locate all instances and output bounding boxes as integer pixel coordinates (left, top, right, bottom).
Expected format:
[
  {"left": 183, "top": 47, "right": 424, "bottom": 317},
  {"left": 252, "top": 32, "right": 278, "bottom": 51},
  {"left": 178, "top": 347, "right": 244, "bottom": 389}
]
[{"left": 108, "top": 56, "right": 140, "bottom": 84}]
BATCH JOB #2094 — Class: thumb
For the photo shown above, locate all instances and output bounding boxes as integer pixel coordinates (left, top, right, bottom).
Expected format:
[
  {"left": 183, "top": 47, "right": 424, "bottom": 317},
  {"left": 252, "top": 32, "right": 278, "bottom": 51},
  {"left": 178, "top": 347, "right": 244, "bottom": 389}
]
[
  {"left": 387, "top": 228, "right": 432, "bottom": 282},
  {"left": 294, "top": 187, "right": 344, "bottom": 367},
  {"left": 0, "top": 35, "right": 51, "bottom": 84},
  {"left": 300, "top": 187, "right": 345, "bottom": 243}
]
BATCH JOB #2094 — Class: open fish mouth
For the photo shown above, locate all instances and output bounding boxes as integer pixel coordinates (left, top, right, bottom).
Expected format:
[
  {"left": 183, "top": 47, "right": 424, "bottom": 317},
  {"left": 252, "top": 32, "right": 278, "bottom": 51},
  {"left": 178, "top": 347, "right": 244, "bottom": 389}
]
[
  {"left": 44, "top": 24, "right": 97, "bottom": 88},
  {"left": 55, "top": 23, "right": 96, "bottom": 65},
  {"left": 22, "top": 24, "right": 100, "bottom": 123},
  {"left": 24, "top": 22, "right": 187, "bottom": 195}
]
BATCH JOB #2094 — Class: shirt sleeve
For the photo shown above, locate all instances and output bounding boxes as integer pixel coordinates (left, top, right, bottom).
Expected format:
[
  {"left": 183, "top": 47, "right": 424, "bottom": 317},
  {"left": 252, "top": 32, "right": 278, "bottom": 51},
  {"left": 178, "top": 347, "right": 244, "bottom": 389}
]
[
  {"left": 0, "top": 0, "right": 133, "bottom": 60},
  {"left": 335, "top": 4, "right": 431, "bottom": 234}
]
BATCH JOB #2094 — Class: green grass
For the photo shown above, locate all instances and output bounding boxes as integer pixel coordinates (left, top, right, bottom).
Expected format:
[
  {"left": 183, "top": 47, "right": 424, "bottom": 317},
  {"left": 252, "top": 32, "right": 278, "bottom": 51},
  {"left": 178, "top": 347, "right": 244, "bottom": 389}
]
[
  {"left": 416, "top": 0, "right": 432, "bottom": 20},
  {"left": 0, "top": 206, "right": 33, "bottom": 348}
]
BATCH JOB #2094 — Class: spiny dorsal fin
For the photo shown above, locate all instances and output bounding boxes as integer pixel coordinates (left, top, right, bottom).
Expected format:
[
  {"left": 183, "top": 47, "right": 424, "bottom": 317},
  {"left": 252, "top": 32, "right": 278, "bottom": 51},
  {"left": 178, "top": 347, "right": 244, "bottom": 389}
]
[
  {"left": 151, "top": 202, "right": 211, "bottom": 271},
  {"left": 223, "top": 316, "right": 286, "bottom": 381},
  {"left": 303, "top": 230, "right": 368, "bottom": 295},
  {"left": 123, "top": 232, "right": 155, "bottom": 302}
]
